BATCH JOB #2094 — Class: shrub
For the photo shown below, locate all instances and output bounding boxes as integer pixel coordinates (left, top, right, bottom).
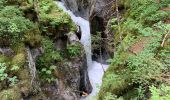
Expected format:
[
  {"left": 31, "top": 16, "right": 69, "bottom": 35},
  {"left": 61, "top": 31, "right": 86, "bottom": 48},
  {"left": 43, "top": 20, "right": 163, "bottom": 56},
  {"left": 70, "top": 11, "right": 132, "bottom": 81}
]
[
  {"left": 0, "top": 6, "right": 35, "bottom": 44},
  {"left": 0, "top": 63, "right": 18, "bottom": 86},
  {"left": 0, "top": 6, "right": 23, "bottom": 18},
  {"left": 36, "top": 37, "right": 62, "bottom": 82},
  {"left": 99, "top": 0, "right": 170, "bottom": 99},
  {"left": 39, "top": 0, "right": 76, "bottom": 34},
  {"left": 150, "top": 85, "right": 170, "bottom": 100},
  {"left": 67, "top": 44, "right": 81, "bottom": 57}
]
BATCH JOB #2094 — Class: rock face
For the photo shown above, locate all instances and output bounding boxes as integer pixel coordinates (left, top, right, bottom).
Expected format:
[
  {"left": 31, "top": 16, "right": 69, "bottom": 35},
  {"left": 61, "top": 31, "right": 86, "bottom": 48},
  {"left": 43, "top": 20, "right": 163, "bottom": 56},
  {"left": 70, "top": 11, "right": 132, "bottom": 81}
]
[
  {"left": 0, "top": 47, "right": 15, "bottom": 57},
  {"left": 40, "top": 32, "right": 92, "bottom": 100},
  {"left": 61, "top": 0, "right": 91, "bottom": 19},
  {"left": 61, "top": 0, "right": 114, "bottom": 20},
  {"left": 0, "top": 1, "right": 96, "bottom": 100},
  {"left": 61, "top": 0, "right": 115, "bottom": 62},
  {"left": 90, "top": 0, "right": 115, "bottom": 62}
]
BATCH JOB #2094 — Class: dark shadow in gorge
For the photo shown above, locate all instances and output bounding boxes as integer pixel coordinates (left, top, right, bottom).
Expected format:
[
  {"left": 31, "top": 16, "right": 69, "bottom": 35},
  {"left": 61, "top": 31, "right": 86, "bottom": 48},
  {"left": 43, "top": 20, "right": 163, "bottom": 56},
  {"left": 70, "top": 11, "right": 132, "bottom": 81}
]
[
  {"left": 90, "top": 15, "right": 110, "bottom": 64},
  {"left": 79, "top": 57, "right": 93, "bottom": 96}
]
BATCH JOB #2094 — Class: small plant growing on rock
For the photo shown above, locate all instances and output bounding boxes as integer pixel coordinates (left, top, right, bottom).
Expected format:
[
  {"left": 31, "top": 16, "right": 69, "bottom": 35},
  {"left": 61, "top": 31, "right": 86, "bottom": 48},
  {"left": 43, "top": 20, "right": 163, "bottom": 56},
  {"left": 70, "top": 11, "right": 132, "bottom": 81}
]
[
  {"left": 0, "top": 63, "right": 18, "bottom": 86},
  {"left": 0, "top": 6, "right": 35, "bottom": 45},
  {"left": 67, "top": 44, "right": 81, "bottom": 57},
  {"left": 0, "top": 63, "right": 8, "bottom": 81},
  {"left": 40, "top": 65, "right": 57, "bottom": 83},
  {"left": 36, "top": 37, "right": 61, "bottom": 82}
]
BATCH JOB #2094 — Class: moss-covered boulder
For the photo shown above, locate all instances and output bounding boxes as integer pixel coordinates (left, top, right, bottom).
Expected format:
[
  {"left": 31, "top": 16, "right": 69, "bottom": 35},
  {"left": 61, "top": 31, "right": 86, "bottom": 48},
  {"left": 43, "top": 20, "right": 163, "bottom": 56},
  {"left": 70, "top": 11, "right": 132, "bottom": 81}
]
[{"left": 38, "top": 0, "right": 76, "bottom": 38}]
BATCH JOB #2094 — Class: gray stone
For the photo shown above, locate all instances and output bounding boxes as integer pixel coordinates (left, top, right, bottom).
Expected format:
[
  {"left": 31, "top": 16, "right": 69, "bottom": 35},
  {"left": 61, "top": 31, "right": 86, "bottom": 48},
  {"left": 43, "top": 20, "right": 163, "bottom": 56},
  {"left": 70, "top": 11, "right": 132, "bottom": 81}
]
[{"left": 0, "top": 47, "right": 15, "bottom": 57}]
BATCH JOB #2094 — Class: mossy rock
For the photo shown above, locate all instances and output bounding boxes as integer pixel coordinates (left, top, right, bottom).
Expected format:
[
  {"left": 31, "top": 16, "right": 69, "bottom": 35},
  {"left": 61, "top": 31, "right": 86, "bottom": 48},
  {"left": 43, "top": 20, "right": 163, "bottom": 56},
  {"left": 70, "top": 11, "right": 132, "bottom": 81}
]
[
  {"left": 19, "top": 0, "right": 34, "bottom": 11},
  {"left": 8, "top": 43, "right": 27, "bottom": 68},
  {"left": 17, "top": 68, "right": 38, "bottom": 97},
  {"left": 0, "top": 86, "right": 21, "bottom": 100},
  {"left": 11, "top": 53, "right": 26, "bottom": 67},
  {"left": 24, "top": 28, "right": 42, "bottom": 47},
  {"left": 38, "top": 0, "right": 76, "bottom": 36},
  {"left": 11, "top": 43, "right": 25, "bottom": 54}
]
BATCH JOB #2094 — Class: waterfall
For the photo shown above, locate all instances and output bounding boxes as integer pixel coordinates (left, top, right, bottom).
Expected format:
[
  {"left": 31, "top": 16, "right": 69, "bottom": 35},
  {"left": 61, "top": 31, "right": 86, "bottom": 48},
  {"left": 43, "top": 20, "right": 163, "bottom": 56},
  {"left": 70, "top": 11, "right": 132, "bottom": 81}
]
[
  {"left": 56, "top": 2, "right": 92, "bottom": 67},
  {"left": 56, "top": 1, "right": 109, "bottom": 99}
]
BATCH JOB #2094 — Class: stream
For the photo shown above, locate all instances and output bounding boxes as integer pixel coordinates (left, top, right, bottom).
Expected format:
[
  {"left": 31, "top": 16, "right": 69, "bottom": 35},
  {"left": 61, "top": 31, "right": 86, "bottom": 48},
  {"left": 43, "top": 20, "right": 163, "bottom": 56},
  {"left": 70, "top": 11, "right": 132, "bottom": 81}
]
[{"left": 56, "top": 1, "right": 109, "bottom": 99}]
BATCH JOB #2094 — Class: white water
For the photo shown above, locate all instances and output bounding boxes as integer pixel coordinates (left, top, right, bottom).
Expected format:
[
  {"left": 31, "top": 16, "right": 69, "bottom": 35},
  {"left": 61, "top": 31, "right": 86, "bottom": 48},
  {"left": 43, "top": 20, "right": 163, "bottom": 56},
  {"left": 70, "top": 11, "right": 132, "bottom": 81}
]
[
  {"left": 56, "top": 2, "right": 92, "bottom": 67},
  {"left": 56, "top": 1, "right": 109, "bottom": 99}
]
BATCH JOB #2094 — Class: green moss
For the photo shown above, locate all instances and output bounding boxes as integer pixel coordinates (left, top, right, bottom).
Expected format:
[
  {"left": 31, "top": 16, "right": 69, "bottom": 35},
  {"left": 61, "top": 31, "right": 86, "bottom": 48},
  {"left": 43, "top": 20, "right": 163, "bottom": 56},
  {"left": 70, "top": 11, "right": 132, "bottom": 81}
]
[
  {"left": 0, "top": 86, "right": 21, "bottom": 100},
  {"left": 150, "top": 84, "right": 170, "bottom": 100},
  {"left": 0, "top": 6, "right": 35, "bottom": 44},
  {"left": 11, "top": 53, "right": 26, "bottom": 67},
  {"left": 11, "top": 43, "right": 25, "bottom": 54},
  {"left": 0, "top": 55, "right": 10, "bottom": 63},
  {"left": 24, "top": 27, "right": 42, "bottom": 47}
]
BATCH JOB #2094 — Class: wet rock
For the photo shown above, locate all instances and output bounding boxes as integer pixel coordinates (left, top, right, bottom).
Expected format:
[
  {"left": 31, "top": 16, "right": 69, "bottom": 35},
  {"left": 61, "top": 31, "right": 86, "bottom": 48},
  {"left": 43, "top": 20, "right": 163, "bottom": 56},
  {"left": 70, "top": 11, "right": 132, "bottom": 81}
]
[
  {"left": 68, "top": 32, "right": 92, "bottom": 94},
  {"left": 54, "top": 38, "right": 67, "bottom": 51},
  {"left": 62, "top": 0, "right": 114, "bottom": 62},
  {"left": 68, "top": 32, "right": 79, "bottom": 44},
  {"left": 89, "top": 0, "right": 115, "bottom": 62},
  {"left": 30, "top": 47, "right": 44, "bottom": 60},
  {"left": 76, "top": 26, "right": 81, "bottom": 40},
  {"left": 80, "top": 56, "right": 93, "bottom": 94},
  {"left": 61, "top": 0, "right": 90, "bottom": 19}
]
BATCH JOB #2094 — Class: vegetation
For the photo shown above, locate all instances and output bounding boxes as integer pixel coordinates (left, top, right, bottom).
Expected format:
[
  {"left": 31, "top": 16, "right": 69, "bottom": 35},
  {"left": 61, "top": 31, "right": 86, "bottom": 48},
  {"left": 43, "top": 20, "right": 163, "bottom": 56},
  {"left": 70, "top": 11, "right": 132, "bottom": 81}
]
[
  {"left": 0, "top": 63, "right": 19, "bottom": 86},
  {"left": 0, "top": 0, "right": 169, "bottom": 99},
  {"left": 39, "top": 0, "right": 76, "bottom": 34},
  {"left": 36, "top": 37, "right": 62, "bottom": 82},
  {"left": 150, "top": 85, "right": 170, "bottom": 100},
  {"left": 0, "top": 5, "right": 35, "bottom": 45},
  {"left": 99, "top": 0, "right": 170, "bottom": 99},
  {"left": 0, "top": 0, "right": 81, "bottom": 99},
  {"left": 67, "top": 43, "right": 81, "bottom": 57}
]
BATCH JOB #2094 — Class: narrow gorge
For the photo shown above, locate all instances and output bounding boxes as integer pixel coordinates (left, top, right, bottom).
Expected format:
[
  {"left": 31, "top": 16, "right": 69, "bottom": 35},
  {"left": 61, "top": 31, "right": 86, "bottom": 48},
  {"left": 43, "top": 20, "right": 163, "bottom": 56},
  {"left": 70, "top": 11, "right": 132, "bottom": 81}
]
[
  {"left": 0, "top": 0, "right": 170, "bottom": 100},
  {"left": 56, "top": 1, "right": 109, "bottom": 99}
]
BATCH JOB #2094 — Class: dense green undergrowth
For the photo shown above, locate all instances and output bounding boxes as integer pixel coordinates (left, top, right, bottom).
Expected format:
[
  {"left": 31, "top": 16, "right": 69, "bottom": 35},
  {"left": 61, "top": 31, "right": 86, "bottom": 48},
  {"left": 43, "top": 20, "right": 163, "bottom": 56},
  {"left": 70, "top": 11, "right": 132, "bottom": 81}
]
[
  {"left": 99, "top": 0, "right": 170, "bottom": 99},
  {"left": 0, "top": 0, "right": 81, "bottom": 99}
]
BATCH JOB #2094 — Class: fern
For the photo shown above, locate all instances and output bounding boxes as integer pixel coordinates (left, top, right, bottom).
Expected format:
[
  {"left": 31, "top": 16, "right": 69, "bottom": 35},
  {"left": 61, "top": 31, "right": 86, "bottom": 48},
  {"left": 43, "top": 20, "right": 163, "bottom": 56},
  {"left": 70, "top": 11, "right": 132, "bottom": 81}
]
[{"left": 150, "top": 85, "right": 170, "bottom": 100}]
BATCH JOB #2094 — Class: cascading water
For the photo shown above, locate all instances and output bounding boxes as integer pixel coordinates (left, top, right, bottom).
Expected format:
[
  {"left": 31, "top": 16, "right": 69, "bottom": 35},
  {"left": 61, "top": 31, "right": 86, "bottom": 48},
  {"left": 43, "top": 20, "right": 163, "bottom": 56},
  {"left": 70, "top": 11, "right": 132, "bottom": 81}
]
[
  {"left": 56, "top": 2, "right": 92, "bottom": 67},
  {"left": 56, "top": 1, "right": 109, "bottom": 99}
]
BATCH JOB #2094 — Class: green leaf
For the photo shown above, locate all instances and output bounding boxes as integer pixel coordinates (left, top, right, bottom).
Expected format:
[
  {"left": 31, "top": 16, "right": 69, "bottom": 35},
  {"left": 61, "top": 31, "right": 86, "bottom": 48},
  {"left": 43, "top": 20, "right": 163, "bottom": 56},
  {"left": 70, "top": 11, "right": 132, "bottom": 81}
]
[
  {"left": 41, "top": 68, "right": 47, "bottom": 72},
  {"left": 50, "top": 65, "right": 56, "bottom": 70},
  {"left": 11, "top": 65, "right": 19, "bottom": 71},
  {"left": 46, "top": 70, "right": 52, "bottom": 74}
]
